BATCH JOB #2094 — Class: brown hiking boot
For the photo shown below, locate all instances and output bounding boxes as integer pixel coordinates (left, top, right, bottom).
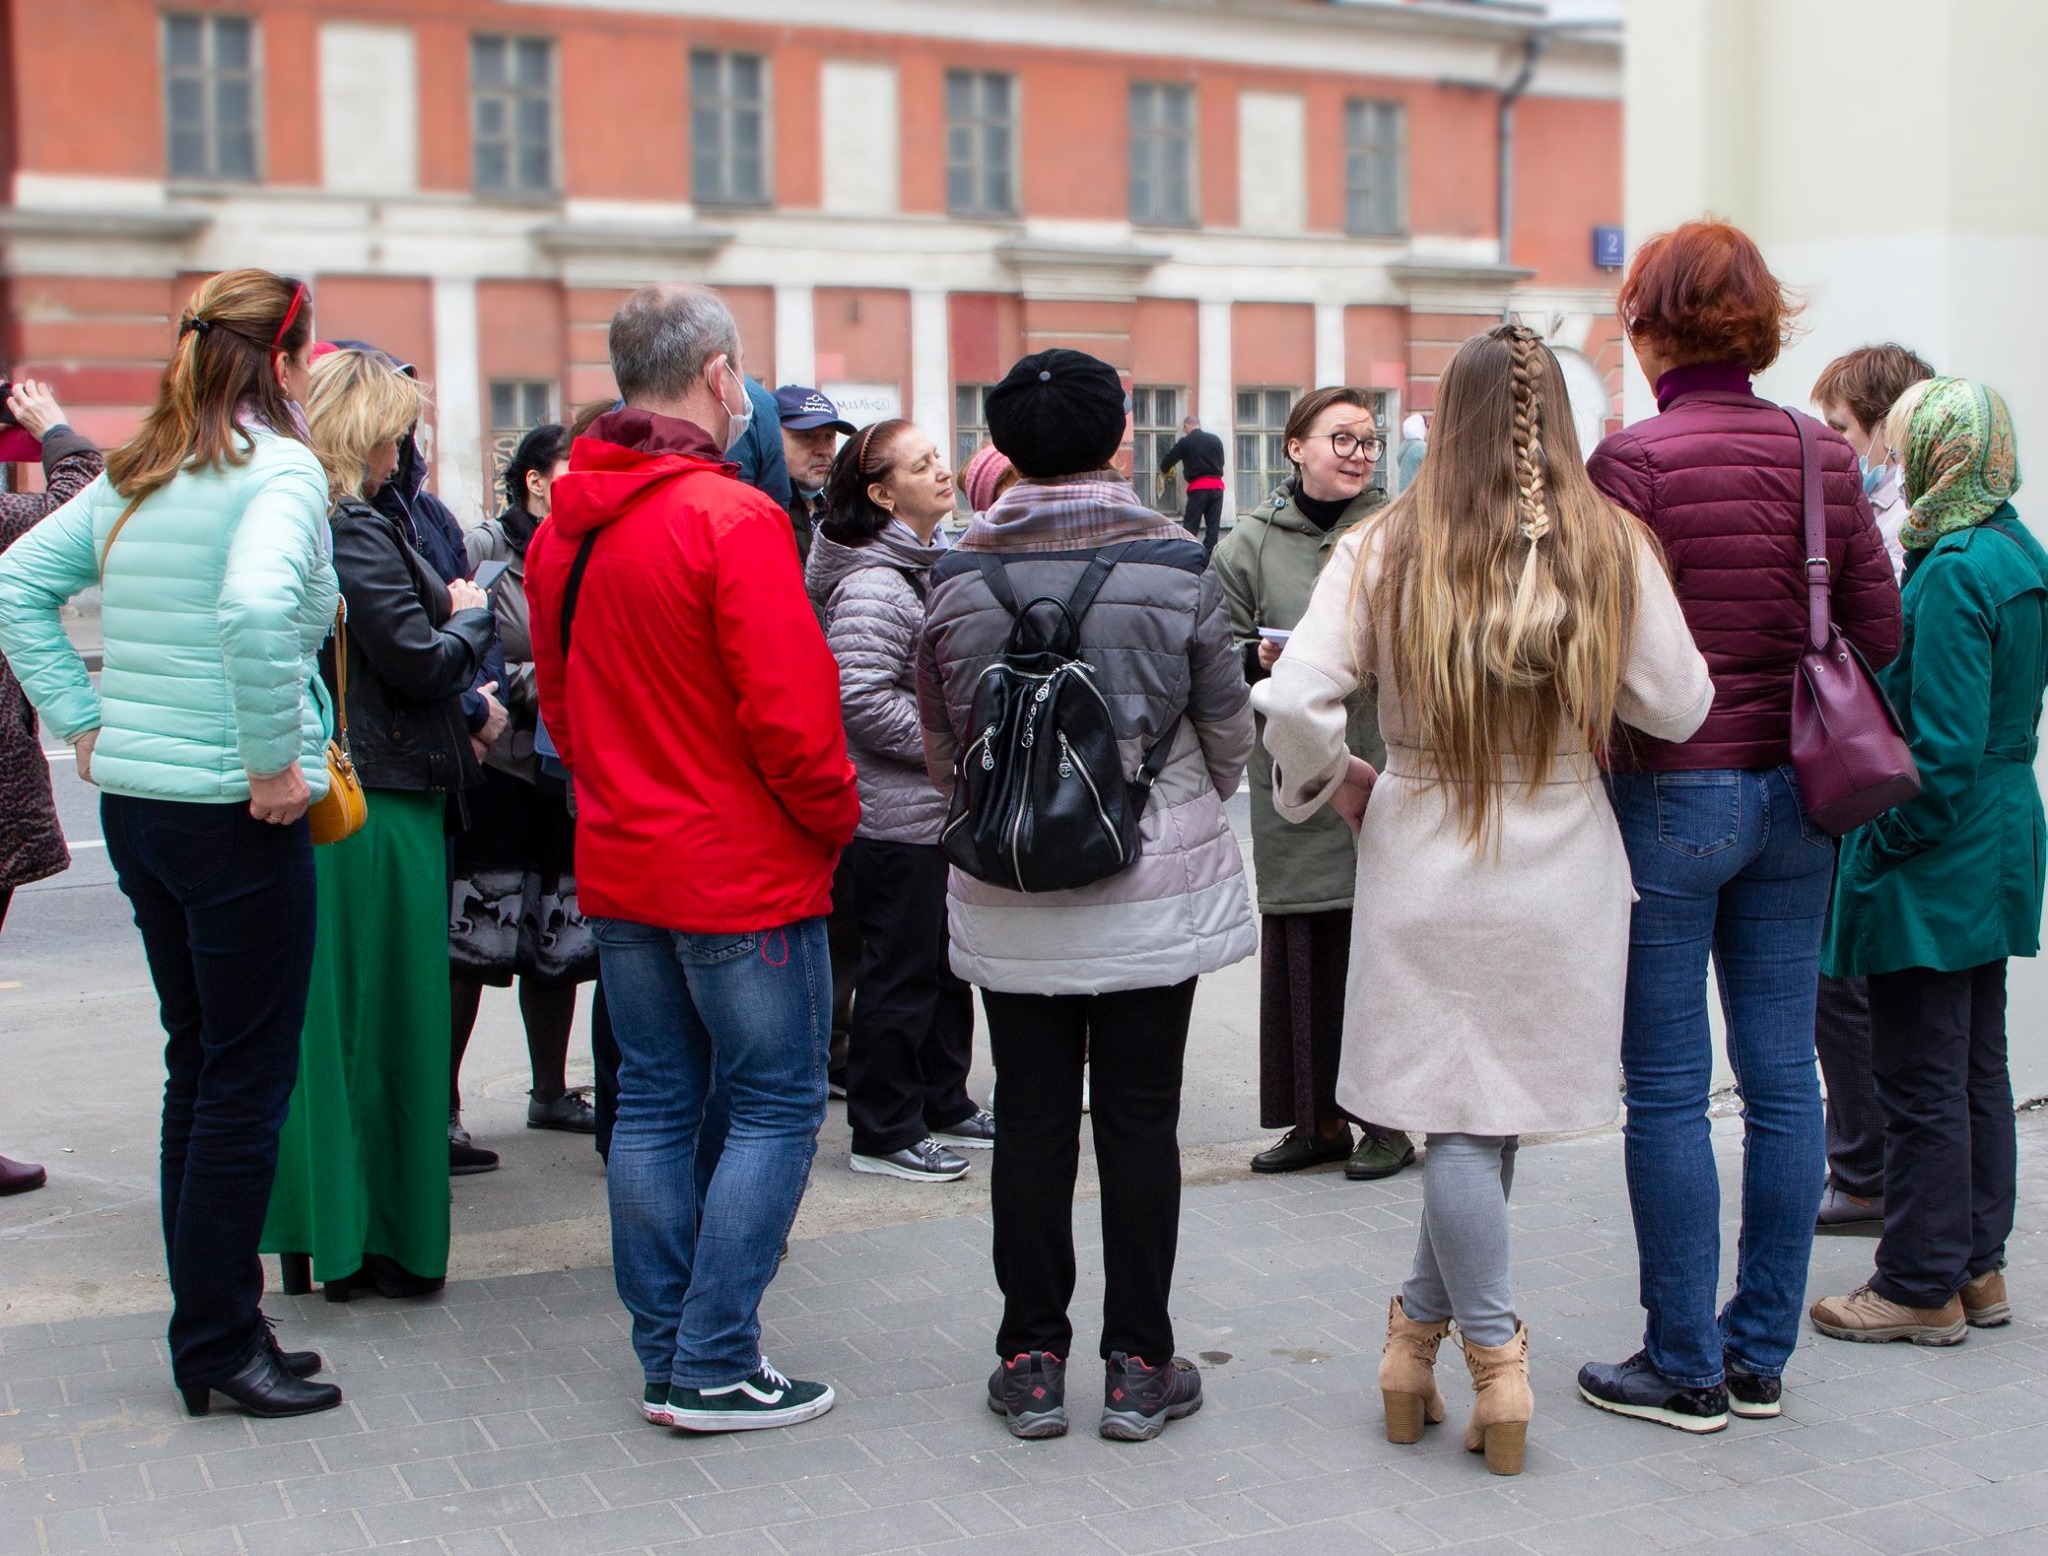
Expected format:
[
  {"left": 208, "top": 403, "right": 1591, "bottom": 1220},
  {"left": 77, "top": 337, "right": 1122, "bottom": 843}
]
[
  {"left": 1810, "top": 1285, "right": 1966, "bottom": 1346},
  {"left": 1960, "top": 1269, "right": 2011, "bottom": 1328},
  {"left": 1378, "top": 1296, "right": 1449, "bottom": 1445}
]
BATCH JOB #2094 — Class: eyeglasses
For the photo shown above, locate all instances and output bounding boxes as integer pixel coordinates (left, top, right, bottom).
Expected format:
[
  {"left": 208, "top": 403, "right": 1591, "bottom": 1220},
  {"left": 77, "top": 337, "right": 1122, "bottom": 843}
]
[{"left": 1310, "top": 431, "right": 1385, "bottom": 460}]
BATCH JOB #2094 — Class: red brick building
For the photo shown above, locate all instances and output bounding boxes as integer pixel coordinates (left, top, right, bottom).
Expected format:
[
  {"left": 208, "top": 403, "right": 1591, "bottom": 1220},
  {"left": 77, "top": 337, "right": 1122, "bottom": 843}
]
[{"left": 0, "top": 0, "right": 1622, "bottom": 520}]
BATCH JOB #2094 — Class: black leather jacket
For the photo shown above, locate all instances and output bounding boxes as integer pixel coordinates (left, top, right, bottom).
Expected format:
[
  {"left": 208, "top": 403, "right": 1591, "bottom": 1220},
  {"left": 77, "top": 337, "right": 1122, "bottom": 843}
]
[{"left": 323, "top": 495, "right": 496, "bottom": 797}]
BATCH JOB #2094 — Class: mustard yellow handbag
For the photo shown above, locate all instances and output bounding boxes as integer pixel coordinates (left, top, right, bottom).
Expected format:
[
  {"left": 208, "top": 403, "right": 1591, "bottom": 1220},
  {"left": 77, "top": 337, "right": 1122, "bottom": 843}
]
[{"left": 308, "top": 604, "right": 368, "bottom": 846}]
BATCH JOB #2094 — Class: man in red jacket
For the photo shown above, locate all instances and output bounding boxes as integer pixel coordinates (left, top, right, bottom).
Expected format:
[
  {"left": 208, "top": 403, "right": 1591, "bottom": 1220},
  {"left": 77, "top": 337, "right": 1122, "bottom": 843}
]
[{"left": 527, "top": 282, "right": 859, "bottom": 1434}]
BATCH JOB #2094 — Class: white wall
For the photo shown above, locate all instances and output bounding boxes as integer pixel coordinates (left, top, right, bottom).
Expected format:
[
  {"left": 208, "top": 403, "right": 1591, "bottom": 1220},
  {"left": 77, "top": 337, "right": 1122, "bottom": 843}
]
[
  {"left": 820, "top": 60, "right": 900, "bottom": 216},
  {"left": 319, "top": 24, "right": 418, "bottom": 195},
  {"left": 1237, "top": 91, "right": 1306, "bottom": 234}
]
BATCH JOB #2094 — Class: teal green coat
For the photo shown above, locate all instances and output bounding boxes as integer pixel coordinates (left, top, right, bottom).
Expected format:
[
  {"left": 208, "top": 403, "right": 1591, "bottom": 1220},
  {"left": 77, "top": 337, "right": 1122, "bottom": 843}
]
[
  {"left": 0, "top": 430, "right": 338, "bottom": 803},
  {"left": 1824, "top": 506, "right": 2048, "bottom": 977},
  {"left": 1212, "top": 485, "right": 1387, "bottom": 913}
]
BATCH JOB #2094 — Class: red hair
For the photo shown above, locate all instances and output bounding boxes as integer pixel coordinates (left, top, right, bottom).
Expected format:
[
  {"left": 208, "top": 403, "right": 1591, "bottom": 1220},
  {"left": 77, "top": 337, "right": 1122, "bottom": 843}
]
[{"left": 1617, "top": 220, "right": 1799, "bottom": 373}]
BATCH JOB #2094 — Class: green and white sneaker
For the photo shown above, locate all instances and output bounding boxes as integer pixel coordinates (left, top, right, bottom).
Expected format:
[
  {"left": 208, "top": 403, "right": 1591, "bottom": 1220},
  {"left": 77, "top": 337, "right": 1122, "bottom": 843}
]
[
  {"left": 663, "top": 1360, "right": 836, "bottom": 1432},
  {"left": 641, "top": 1382, "right": 682, "bottom": 1428}
]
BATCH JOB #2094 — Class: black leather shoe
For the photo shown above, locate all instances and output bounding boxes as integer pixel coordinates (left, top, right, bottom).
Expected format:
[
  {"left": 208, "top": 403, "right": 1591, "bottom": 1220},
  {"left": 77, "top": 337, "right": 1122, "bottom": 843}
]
[
  {"left": 0, "top": 1154, "right": 47, "bottom": 1195},
  {"left": 324, "top": 1254, "right": 445, "bottom": 1303},
  {"left": 181, "top": 1348, "right": 343, "bottom": 1418},
  {"left": 1250, "top": 1126, "right": 1353, "bottom": 1175},
  {"left": 260, "top": 1313, "right": 323, "bottom": 1379}
]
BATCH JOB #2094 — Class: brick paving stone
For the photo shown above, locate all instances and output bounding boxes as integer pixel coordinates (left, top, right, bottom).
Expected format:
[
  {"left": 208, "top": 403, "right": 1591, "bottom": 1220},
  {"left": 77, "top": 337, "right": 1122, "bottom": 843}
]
[{"left": 4, "top": 1115, "right": 2046, "bottom": 1553}]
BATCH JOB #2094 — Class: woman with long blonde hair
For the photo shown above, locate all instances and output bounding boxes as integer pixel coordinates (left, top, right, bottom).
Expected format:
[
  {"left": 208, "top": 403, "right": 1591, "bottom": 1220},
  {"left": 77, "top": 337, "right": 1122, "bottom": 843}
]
[
  {"left": 260, "top": 347, "right": 496, "bottom": 1305},
  {"left": 1254, "top": 325, "right": 1712, "bottom": 1474}
]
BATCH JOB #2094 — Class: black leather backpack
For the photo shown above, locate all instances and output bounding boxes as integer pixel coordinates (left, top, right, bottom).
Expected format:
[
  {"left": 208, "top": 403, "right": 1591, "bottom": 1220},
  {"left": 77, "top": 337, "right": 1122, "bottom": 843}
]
[{"left": 941, "top": 543, "right": 1181, "bottom": 893}]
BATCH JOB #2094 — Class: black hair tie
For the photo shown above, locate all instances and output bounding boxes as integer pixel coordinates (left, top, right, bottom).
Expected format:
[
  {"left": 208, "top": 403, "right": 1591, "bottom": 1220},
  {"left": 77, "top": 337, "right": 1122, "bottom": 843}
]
[{"left": 179, "top": 316, "right": 213, "bottom": 338}]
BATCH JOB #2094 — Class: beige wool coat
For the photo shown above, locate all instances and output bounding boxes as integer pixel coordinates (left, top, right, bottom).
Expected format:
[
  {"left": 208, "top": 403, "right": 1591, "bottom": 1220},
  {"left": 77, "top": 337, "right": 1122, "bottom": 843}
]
[{"left": 1251, "top": 525, "right": 1713, "bottom": 1137}]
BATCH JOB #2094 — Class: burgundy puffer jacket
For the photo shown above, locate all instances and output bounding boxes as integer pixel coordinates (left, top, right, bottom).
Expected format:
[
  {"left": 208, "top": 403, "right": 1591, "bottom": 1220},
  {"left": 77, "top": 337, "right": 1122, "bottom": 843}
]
[{"left": 1589, "top": 361, "right": 1902, "bottom": 772}]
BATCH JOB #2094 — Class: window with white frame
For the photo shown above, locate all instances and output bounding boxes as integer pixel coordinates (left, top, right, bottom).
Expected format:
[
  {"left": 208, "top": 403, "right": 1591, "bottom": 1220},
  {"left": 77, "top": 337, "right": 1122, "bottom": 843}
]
[
  {"left": 955, "top": 383, "right": 994, "bottom": 504},
  {"left": 946, "top": 71, "right": 1017, "bottom": 218},
  {"left": 487, "top": 379, "right": 558, "bottom": 492},
  {"left": 472, "top": 35, "right": 556, "bottom": 195},
  {"left": 1131, "top": 386, "right": 1185, "bottom": 514},
  {"left": 1235, "top": 386, "right": 1299, "bottom": 513},
  {"left": 1129, "top": 83, "right": 1195, "bottom": 227},
  {"left": 691, "top": 50, "right": 770, "bottom": 205},
  {"left": 165, "top": 14, "right": 260, "bottom": 181},
  {"left": 1345, "top": 99, "right": 1406, "bottom": 236}
]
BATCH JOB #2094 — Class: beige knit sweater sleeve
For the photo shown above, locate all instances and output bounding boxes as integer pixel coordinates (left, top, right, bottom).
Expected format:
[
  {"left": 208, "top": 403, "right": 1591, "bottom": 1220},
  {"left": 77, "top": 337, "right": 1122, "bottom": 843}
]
[
  {"left": 1250, "top": 528, "right": 1369, "bottom": 824},
  {"left": 1617, "top": 528, "right": 1715, "bottom": 744}
]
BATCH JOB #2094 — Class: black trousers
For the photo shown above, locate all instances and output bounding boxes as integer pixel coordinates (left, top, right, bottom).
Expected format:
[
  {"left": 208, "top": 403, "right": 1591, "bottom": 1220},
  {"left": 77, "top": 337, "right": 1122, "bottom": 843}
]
[
  {"left": 102, "top": 795, "right": 316, "bottom": 1386},
  {"left": 1868, "top": 960, "right": 2016, "bottom": 1309},
  {"left": 1816, "top": 973, "right": 1884, "bottom": 1199},
  {"left": 983, "top": 977, "right": 1196, "bottom": 1363},
  {"left": 1182, "top": 488, "right": 1224, "bottom": 554},
  {"left": 827, "top": 853, "right": 860, "bottom": 1085},
  {"left": 844, "top": 838, "right": 975, "bottom": 1155}
]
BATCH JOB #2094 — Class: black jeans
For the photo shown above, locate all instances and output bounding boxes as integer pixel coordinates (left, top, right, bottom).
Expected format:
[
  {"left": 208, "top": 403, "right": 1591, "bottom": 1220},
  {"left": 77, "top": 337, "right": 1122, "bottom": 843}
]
[
  {"left": 983, "top": 977, "right": 1196, "bottom": 1363},
  {"left": 844, "top": 838, "right": 974, "bottom": 1155},
  {"left": 1816, "top": 973, "right": 1884, "bottom": 1199},
  {"left": 102, "top": 794, "right": 316, "bottom": 1386},
  {"left": 1182, "top": 488, "right": 1224, "bottom": 555},
  {"left": 827, "top": 852, "right": 860, "bottom": 1085},
  {"left": 1868, "top": 960, "right": 2016, "bottom": 1309}
]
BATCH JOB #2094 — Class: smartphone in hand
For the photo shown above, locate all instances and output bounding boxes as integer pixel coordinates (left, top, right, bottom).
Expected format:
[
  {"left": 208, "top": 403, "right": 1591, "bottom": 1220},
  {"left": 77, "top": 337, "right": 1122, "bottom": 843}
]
[{"left": 473, "top": 559, "right": 513, "bottom": 591}]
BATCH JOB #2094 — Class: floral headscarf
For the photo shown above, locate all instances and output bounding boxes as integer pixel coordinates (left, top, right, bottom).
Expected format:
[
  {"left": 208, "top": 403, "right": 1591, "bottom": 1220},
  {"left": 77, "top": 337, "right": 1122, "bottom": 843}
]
[{"left": 1900, "top": 376, "right": 2021, "bottom": 551}]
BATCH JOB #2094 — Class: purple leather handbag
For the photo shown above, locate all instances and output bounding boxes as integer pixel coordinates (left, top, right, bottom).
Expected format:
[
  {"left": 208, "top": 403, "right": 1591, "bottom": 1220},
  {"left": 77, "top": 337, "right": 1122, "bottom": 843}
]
[{"left": 1784, "top": 408, "right": 1920, "bottom": 835}]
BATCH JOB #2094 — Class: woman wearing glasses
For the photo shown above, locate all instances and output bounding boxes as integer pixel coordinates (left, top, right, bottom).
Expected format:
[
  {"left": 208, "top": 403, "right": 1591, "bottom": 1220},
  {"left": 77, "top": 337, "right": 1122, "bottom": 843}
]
[{"left": 1213, "top": 387, "right": 1413, "bottom": 1183}]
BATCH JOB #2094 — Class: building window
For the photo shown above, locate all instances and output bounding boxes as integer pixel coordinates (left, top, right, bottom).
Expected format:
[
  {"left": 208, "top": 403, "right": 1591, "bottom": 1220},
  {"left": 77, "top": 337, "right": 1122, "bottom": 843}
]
[
  {"left": 1345, "top": 99, "right": 1406, "bottom": 236},
  {"left": 946, "top": 71, "right": 1017, "bottom": 218},
  {"left": 1129, "top": 84, "right": 1195, "bottom": 227},
  {"left": 472, "top": 35, "right": 555, "bottom": 195},
  {"left": 955, "top": 383, "right": 994, "bottom": 504},
  {"left": 487, "top": 379, "right": 558, "bottom": 489},
  {"left": 164, "top": 14, "right": 260, "bottom": 181},
  {"left": 1235, "top": 387, "right": 1298, "bottom": 513},
  {"left": 1131, "top": 386, "right": 1185, "bottom": 514},
  {"left": 691, "top": 50, "right": 770, "bottom": 205}
]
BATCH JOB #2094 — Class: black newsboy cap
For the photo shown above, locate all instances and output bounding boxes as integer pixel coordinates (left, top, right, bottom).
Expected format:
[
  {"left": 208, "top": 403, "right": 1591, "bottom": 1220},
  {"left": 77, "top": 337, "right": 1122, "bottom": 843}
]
[{"left": 984, "top": 349, "right": 1128, "bottom": 478}]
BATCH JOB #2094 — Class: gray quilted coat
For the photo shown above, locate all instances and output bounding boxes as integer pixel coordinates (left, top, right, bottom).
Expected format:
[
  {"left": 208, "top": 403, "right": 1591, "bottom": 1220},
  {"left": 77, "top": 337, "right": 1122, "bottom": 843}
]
[
  {"left": 806, "top": 523, "right": 949, "bottom": 843},
  {"left": 916, "top": 476, "right": 1258, "bottom": 994}
]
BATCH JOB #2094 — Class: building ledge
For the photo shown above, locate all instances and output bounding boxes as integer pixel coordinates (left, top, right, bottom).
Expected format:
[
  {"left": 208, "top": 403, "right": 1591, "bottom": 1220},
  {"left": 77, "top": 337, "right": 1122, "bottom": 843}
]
[
  {"left": 996, "top": 237, "right": 1171, "bottom": 276},
  {"left": 0, "top": 206, "right": 212, "bottom": 243},
  {"left": 532, "top": 219, "right": 734, "bottom": 258},
  {"left": 1387, "top": 257, "right": 1538, "bottom": 288}
]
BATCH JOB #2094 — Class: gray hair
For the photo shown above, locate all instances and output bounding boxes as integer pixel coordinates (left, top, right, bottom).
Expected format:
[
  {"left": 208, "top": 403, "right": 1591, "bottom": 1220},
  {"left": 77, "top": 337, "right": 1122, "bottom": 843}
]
[
  {"left": 608, "top": 283, "right": 741, "bottom": 404},
  {"left": 1183, "top": 415, "right": 1200, "bottom": 430}
]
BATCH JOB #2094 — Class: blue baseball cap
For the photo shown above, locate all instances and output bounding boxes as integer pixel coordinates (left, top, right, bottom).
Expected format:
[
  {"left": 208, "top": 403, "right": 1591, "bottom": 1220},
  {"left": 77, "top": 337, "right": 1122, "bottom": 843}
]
[{"left": 774, "top": 384, "right": 855, "bottom": 434}]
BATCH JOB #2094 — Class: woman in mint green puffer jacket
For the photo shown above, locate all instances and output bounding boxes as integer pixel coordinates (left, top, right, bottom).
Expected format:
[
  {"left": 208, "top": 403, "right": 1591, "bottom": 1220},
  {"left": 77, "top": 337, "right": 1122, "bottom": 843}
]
[{"left": 0, "top": 268, "right": 345, "bottom": 1423}]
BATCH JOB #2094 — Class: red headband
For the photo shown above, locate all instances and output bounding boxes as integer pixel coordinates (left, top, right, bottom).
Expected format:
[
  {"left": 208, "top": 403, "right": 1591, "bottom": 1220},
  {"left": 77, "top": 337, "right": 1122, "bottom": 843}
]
[{"left": 270, "top": 283, "right": 307, "bottom": 351}]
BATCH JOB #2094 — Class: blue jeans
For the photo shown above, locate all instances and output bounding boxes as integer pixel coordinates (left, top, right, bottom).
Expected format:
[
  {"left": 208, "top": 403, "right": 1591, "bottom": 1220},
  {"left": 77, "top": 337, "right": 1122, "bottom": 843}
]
[
  {"left": 1611, "top": 766, "right": 1834, "bottom": 1386},
  {"left": 591, "top": 915, "right": 830, "bottom": 1389},
  {"left": 102, "top": 794, "right": 316, "bottom": 1386}
]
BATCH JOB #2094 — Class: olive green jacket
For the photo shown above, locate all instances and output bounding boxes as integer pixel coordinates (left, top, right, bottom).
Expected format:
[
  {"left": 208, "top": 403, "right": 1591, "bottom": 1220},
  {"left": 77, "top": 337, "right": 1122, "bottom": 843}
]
[
  {"left": 1825, "top": 506, "right": 2048, "bottom": 977},
  {"left": 1212, "top": 484, "right": 1387, "bottom": 913}
]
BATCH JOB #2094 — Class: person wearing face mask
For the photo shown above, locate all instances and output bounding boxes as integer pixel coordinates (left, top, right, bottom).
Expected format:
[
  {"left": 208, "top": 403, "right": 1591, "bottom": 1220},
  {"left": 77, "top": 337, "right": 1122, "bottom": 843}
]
[
  {"left": 525, "top": 284, "right": 858, "bottom": 1434},
  {"left": 1211, "top": 387, "right": 1414, "bottom": 1184},
  {"left": 1807, "top": 343, "right": 1937, "bottom": 1236},
  {"left": 807, "top": 421, "right": 993, "bottom": 1181}
]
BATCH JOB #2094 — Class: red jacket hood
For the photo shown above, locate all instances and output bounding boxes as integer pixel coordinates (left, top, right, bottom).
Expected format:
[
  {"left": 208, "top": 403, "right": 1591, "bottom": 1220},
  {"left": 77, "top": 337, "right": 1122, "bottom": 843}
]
[{"left": 550, "top": 408, "right": 737, "bottom": 540}]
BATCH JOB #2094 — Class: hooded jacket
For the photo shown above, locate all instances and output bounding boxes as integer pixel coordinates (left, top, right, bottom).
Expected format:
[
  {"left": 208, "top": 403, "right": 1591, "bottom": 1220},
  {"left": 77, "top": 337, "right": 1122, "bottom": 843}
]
[
  {"left": 526, "top": 408, "right": 859, "bottom": 933},
  {"left": 805, "top": 522, "right": 948, "bottom": 844}
]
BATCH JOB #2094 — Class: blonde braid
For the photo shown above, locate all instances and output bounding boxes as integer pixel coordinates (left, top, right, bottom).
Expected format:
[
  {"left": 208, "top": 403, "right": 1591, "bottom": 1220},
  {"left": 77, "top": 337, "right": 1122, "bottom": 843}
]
[{"left": 1506, "top": 326, "right": 1550, "bottom": 543}]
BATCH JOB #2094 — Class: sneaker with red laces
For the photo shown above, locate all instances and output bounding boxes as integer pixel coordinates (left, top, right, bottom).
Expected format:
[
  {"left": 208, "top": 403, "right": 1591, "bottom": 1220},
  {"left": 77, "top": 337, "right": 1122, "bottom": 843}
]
[
  {"left": 986, "top": 1351, "right": 1066, "bottom": 1438},
  {"left": 1100, "top": 1352, "right": 1203, "bottom": 1441}
]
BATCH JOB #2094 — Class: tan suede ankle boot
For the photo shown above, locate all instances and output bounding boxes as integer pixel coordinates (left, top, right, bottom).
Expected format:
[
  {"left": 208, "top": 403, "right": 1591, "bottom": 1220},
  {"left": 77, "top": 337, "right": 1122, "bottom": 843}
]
[
  {"left": 1379, "top": 1296, "right": 1450, "bottom": 1444},
  {"left": 1460, "top": 1323, "right": 1532, "bottom": 1475}
]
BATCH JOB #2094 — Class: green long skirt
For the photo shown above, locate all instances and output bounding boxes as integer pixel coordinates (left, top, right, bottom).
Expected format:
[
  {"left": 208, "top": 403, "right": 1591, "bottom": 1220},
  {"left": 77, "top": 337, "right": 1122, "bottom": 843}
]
[{"left": 262, "top": 789, "right": 451, "bottom": 1283}]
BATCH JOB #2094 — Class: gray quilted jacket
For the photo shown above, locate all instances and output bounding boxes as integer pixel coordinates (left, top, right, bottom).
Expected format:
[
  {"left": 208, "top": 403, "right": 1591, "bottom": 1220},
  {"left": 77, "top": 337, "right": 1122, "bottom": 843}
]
[
  {"left": 806, "top": 523, "right": 949, "bottom": 843},
  {"left": 916, "top": 476, "right": 1258, "bottom": 994}
]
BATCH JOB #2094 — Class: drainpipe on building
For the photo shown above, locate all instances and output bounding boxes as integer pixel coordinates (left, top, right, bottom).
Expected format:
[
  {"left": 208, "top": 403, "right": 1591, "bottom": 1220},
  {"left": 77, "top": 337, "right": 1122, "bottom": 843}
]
[{"left": 1498, "top": 34, "right": 1548, "bottom": 322}]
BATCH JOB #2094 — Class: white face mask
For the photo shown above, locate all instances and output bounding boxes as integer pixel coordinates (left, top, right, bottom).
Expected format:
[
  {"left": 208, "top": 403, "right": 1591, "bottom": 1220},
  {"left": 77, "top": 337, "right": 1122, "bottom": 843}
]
[{"left": 717, "top": 360, "right": 752, "bottom": 453}]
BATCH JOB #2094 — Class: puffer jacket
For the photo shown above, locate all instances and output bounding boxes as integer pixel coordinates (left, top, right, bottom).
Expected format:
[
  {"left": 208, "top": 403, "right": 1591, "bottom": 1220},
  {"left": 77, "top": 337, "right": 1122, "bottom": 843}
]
[
  {"left": 327, "top": 494, "right": 494, "bottom": 796},
  {"left": 806, "top": 522, "right": 948, "bottom": 843},
  {"left": 1589, "top": 360, "right": 1901, "bottom": 771},
  {"left": 0, "top": 427, "right": 337, "bottom": 802},
  {"left": 0, "top": 426, "right": 101, "bottom": 892},
  {"left": 466, "top": 509, "right": 542, "bottom": 784},
  {"left": 916, "top": 474, "right": 1258, "bottom": 994}
]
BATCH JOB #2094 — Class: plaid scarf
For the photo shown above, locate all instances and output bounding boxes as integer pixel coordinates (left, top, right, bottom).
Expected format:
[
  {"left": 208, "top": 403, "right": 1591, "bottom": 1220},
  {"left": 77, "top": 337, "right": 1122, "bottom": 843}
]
[
  {"left": 1902, "top": 377, "right": 2022, "bottom": 551},
  {"left": 954, "top": 468, "right": 1192, "bottom": 554}
]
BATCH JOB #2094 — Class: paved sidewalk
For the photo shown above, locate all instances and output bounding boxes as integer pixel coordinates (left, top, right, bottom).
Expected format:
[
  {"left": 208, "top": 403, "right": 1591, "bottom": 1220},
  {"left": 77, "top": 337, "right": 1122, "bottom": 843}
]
[{"left": 4, "top": 1116, "right": 2044, "bottom": 1556}]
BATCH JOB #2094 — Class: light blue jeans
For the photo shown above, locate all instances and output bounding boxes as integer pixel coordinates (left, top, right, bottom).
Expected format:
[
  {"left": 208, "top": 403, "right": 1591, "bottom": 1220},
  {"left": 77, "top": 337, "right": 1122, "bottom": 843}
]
[{"left": 591, "top": 915, "right": 830, "bottom": 1389}]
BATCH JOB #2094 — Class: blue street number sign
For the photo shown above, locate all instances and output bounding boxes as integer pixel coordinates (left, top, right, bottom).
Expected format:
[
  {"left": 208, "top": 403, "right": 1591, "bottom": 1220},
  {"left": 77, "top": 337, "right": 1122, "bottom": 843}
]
[{"left": 1593, "top": 226, "right": 1625, "bottom": 269}]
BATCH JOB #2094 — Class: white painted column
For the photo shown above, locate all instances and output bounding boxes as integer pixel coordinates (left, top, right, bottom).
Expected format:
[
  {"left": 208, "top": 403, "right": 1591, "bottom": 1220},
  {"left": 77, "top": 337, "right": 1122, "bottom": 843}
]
[
  {"left": 774, "top": 284, "right": 816, "bottom": 389},
  {"left": 430, "top": 276, "right": 484, "bottom": 525},
  {"left": 909, "top": 288, "right": 950, "bottom": 446},
  {"left": 1197, "top": 298, "right": 1233, "bottom": 505},
  {"left": 1314, "top": 301, "right": 1347, "bottom": 390}
]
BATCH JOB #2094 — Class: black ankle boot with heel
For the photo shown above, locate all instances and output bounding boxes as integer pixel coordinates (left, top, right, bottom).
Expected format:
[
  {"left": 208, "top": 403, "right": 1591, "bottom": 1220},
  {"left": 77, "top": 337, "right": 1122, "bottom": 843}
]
[{"left": 181, "top": 1349, "right": 343, "bottom": 1419}]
